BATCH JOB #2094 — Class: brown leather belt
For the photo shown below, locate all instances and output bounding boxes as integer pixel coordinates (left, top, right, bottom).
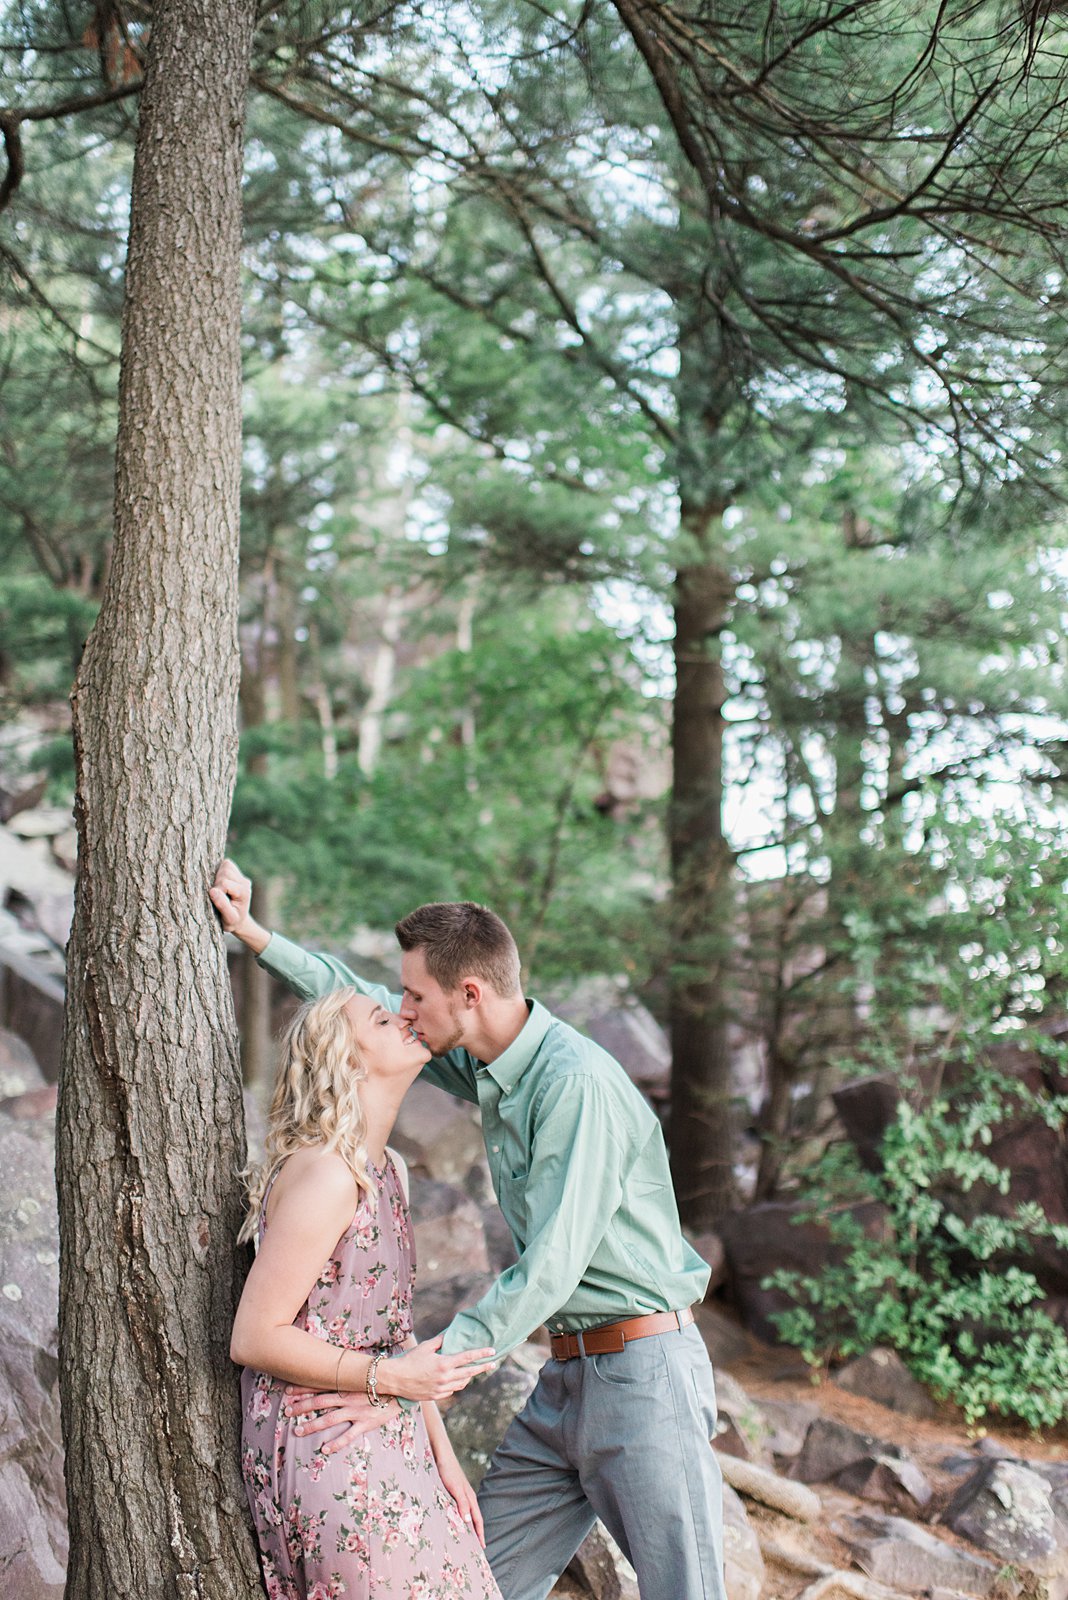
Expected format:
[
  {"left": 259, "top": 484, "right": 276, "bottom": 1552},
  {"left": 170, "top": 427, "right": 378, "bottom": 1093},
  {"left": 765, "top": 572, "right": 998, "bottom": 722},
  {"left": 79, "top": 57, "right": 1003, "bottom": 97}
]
[{"left": 550, "top": 1308, "right": 694, "bottom": 1361}]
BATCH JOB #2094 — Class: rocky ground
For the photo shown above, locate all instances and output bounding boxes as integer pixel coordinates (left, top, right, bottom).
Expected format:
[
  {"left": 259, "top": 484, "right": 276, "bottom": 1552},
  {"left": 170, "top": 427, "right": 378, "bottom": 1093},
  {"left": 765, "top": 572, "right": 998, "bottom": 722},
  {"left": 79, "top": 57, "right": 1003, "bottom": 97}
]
[{"left": 2, "top": 1020, "right": 1067, "bottom": 1600}]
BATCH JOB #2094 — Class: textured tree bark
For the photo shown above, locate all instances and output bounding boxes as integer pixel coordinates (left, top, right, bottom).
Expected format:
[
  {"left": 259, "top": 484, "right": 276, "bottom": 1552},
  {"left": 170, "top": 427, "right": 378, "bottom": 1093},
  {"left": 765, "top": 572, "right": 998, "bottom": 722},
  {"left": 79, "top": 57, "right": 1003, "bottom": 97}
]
[
  {"left": 668, "top": 502, "right": 738, "bottom": 1230},
  {"left": 56, "top": 2, "right": 261, "bottom": 1596}
]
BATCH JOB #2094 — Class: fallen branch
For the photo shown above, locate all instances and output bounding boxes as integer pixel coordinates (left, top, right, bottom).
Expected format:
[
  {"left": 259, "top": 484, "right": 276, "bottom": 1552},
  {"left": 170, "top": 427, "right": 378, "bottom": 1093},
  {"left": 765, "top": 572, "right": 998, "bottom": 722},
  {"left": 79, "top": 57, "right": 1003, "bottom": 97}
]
[{"left": 718, "top": 1453, "right": 822, "bottom": 1522}]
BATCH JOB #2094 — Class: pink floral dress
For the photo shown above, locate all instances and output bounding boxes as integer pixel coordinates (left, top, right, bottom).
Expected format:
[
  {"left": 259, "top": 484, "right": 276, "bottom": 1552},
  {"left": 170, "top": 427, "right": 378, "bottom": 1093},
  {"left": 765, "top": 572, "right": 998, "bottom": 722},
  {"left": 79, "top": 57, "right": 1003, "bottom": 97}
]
[{"left": 240, "top": 1154, "right": 501, "bottom": 1600}]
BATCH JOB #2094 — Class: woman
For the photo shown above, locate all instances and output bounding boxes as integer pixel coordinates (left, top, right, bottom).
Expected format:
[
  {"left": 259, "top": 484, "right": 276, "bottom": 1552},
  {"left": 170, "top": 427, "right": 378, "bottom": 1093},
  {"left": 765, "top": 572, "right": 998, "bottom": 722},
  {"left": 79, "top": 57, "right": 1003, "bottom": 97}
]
[{"left": 231, "top": 986, "right": 501, "bottom": 1600}]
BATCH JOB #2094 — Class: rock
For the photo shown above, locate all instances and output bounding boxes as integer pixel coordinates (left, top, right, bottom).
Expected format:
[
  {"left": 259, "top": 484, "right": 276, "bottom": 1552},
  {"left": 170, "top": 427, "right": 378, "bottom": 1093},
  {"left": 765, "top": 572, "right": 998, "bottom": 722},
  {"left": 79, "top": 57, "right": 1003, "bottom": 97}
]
[
  {"left": 834, "top": 1453, "right": 933, "bottom": 1511},
  {"left": 0, "top": 1106, "right": 66, "bottom": 1594},
  {"left": 391, "top": 1079, "right": 486, "bottom": 1186},
  {"left": 410, "top": 1179, "right": 491, "bottom": 1282},
  {"left": 944, "top": 1460, "right": 1068, "bottom": 1582},
  {"left": 565, "top": 1523, "right": 639, "bottom": 1600},
  {"left": 505, "top": 1341, "right": 549, "bottom": 1378},
  {"left": 756, "top": 1398, "right": 818, "bottom": 1462},
  {"left": 839, "top": 1513, "right": 1006, "bottom": 1597},
  {"left": 722, "top": 1483, "right": 764, "bottom": 1600},
  {"left": 541, "top": 977, "right": 670, "bottom": 1103},
  {"left": 790, "top": 1415, "right": 932, "bottom": 1509},
  {"left": 792, "top": 1417, "right": 904, "bottom": 1484},
  {"left": 50, "top": 830, "right": 77, "bottom": 875},
  {"left": 718, "top": 1199, "right": 891, "bottom": 1344},
  {"left": 718, "top": 1453, "right": 821, "bottom": 1523},
  {"left": 694, "top": 1303, "right": 760, "bottom": 1368},
  {"left": 712, "top": 1370, "right": 775, "bottom": 1465},
  {"left": 835, "top": 1346, "right": 937, "bottom": 1419},
  {"left": 688, "top": 1230, "right": 726, "bottom": 1294},
  {"left": 481, "top": 1202, "right": 519, "bottom": 1275},
  {"left": 0, "top": 1465, "right": 66, "bottom": 1599},
  {"left": 0, "top": 1028, "right": 46, "bottom": 1100},
  {"left": 443, "top": 1364, "right": 537, "bottom": 1489},
  {"left": 831, "top": 1077, "right": 901, "bottom": 1173},
  {"left": 7, "top": 809, "right": 73, "bottom": 841},
  {"left": 408, "top": 1177, "right": 494, "bottom": 1338},
  {"left": 412, "top": 1270, "right": 496, "bottom": 1339},
  {"left": 0, "top": 932, "right": 65, "bottom": 1083},
  {"left": 0, "top": 1085, "right": 58, "bottom": 1119}
]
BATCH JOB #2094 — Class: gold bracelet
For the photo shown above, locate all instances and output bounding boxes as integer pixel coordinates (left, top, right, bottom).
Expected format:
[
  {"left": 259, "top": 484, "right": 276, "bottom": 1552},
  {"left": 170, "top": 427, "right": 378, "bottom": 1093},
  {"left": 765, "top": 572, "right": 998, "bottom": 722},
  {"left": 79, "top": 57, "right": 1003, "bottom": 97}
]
[
  {"left": 334, "top": 1348, "right": 345, "bottom": 1394},
  {"left": 365, "top": 1351, "right": 389, "bottom": 1409}
]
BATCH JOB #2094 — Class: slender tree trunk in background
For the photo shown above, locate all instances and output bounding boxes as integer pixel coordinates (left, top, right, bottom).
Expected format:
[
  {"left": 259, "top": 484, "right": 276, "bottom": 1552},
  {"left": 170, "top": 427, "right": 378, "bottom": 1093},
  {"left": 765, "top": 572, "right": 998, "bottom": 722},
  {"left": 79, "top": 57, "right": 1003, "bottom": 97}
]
[
  {"left": 237, "top": 647, "right": 276, "bottom": 1089},
  {"left": 56, "top": 2, "right": 260, "bottom": 1595},
  {"left": 668, "top": 501, "right": 737, "bottom": 1229}
]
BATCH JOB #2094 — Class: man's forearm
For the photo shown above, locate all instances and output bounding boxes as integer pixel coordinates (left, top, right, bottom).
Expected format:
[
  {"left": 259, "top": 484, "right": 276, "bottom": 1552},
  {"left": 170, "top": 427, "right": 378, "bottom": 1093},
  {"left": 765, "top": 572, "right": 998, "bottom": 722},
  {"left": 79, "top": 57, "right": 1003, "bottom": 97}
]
[{"left": 230, "top": 915, "right": 272, "bottom": 955}]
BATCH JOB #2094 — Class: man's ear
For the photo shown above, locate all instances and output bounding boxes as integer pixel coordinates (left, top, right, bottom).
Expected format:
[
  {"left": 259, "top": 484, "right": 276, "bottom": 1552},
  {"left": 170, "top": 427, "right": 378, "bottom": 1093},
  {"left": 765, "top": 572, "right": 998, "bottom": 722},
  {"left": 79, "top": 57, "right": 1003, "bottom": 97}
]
[{"left": 460, "top": 977, "right": 483, "bottom": 1008}]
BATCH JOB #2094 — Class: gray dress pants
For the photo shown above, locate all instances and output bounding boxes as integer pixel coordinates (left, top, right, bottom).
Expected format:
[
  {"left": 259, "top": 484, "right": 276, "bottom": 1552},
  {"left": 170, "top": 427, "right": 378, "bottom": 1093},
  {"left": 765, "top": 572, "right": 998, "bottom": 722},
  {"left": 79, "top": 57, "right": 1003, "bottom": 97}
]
[{"left": 477, "top": 1321, "right": 726, "bottom": 1600}]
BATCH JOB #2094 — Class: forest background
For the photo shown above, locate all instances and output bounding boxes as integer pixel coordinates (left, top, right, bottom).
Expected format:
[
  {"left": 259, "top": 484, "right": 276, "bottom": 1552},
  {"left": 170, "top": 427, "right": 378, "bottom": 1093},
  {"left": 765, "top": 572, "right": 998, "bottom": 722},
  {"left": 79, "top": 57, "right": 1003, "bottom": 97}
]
[{"left": 3, "top": 1, "right": 1068, "bottom": 1591}]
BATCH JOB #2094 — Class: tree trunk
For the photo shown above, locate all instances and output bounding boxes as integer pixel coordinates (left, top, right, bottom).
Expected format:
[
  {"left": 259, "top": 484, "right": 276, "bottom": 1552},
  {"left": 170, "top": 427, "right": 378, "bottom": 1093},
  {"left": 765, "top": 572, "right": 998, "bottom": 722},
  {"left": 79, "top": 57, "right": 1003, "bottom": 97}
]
[
  {"left": 668, "top": 503, "right": 737, "bottom": 1229},
  {"left": 56, "top": 2, "right": 261, "bottom": 1596}
]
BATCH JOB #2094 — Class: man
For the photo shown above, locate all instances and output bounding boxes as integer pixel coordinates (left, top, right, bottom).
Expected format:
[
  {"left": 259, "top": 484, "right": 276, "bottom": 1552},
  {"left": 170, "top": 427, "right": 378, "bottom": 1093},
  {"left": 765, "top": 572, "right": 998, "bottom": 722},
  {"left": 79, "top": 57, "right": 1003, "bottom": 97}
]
[{"left": 211, "top": 859, "right": 725, "bottom": 1600}]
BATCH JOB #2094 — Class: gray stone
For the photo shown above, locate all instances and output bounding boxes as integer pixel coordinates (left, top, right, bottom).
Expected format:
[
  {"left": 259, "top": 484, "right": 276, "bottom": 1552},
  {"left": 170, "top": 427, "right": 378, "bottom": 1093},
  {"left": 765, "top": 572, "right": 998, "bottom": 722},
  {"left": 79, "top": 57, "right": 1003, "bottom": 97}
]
[
  {"left": 409, "top": 1178, "right": 491, "bottom": 1283},
  {"left": 443, "top": 1365, "right": 537, "bottom": 1489},
  {"left": 412, "top": 1270, "right": 496, "bottom": 1339},
  {"left": 392, "top": 1079, "right": 486, "bottom": 1186},
  {"left": 565, "top": 1523, "right": 639, "bottom": 1600},
  {"left": 756, "top": 1398, "right": 818, "bottom": 1461},
  {"left": 722, "top": 1482, "right": 764, "bottom": 1600},
  {"left": 840, "top": 1513, "right": 1005, "bottom": 1597},
  {"left": 0, "top": 1027, "right": 45, "bottom": 1099},
  {"left": 792, "top": 1416, "right": 904, "bottom": 1484},
  {"left": 945, "top": 1460, "right": 1068, "bottom": 1580},
  {"left": 712, "top": 1370, "right": 774, "bottom": 1465},
  {"left": 687, "top": 1230, "right": 726, "bottom": 1294},
  {"left": 834, "top": 1452, "right": 933, "bottom": 1510},
  {"left": 694, "top": 1303, "right": 758, "bottom": 1368},
  {"left": 6, "top": 809, "right": 72, "bottom": 841},
  {"left": 0, "top": 1106, "right": 66, "bottom": 1593},
  {"left": 481, "top": 1202, "right": 518, "bottom": 1276},
  {"left": 835, "top": 1346, "right": 937, "bottom": 1419}
]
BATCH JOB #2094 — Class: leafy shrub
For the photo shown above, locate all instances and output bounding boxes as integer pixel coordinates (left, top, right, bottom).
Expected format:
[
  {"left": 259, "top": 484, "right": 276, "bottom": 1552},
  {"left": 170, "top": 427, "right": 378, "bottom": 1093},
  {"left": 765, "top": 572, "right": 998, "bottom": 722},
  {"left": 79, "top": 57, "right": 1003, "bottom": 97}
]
[{"left": 769, "top": 1062, "right": 1068, "bottom": 1430}]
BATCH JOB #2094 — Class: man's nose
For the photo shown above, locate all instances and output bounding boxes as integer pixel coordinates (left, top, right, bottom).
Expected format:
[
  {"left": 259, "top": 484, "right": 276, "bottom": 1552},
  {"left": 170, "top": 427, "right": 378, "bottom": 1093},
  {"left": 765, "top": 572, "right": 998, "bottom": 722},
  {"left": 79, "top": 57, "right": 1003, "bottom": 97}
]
[{"left": 399, "top": 997, "right": 417, "bottom": 1021}]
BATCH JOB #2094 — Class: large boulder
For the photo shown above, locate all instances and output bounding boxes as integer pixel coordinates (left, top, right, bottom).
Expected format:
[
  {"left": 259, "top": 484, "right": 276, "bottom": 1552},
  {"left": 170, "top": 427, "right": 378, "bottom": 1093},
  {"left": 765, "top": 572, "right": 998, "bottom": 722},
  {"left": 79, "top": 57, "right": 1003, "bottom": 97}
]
[
  {"left": 944, "top": 1460, "right": 1068, "bottom": 1586},
  {"left": 834, "top": 1053, "right": 1068, "bottom": 1320},
  {"left": 409, "top": 1178, "right": 494, "bottom": 1339},
  {"left": 443, "top": 1364, "right": 538, "bottom": 1489},
  {"left": 391, "top": 1079, "right": 486, "bottom": 1187},
  {"left": 834, "top": 1346, "right": 936, "bottom": 1420},
  {"left": 0, "top": 1028, "right": 47, "bottom": 1099},
  {"left": 0, "top": 1101, "right": 66, "bottom": 1598},
  {"left": 792, "top": 1417, "right": 931, "bottom": 1510},
  {"left": 565, "top": 1524, "right": 639, "bottom": 1600},
  {"left": 839, "top": 1513, "right": 1006, "bottom": 1597},
  {"left": 718, "top": 1199, "right": 890, "bottom": 1344}
]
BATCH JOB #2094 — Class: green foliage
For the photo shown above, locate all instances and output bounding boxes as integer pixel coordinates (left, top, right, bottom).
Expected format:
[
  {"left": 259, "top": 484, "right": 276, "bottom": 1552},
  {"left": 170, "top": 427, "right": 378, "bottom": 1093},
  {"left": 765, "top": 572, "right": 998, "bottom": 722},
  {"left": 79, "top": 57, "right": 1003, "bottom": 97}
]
[
  {"left": 770, "top": 1074, "right": 1068, "bottom": 1430},
  {"left": 768, "top": 807, "right": 1068, "bottom": 1429}
]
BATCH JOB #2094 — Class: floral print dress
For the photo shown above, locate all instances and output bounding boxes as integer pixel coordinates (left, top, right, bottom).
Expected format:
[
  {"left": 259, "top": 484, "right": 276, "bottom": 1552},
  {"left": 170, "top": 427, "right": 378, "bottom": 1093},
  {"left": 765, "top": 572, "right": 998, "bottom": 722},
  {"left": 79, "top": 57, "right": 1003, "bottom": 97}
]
[{"left": 240, "top": 1153, "right": 501, "bottom": 1600}]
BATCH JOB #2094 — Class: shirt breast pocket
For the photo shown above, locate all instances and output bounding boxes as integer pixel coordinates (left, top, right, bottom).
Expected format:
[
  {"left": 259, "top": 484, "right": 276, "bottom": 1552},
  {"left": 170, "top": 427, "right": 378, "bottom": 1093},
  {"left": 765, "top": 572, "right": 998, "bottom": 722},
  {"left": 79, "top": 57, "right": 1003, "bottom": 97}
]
[{"left": 498, "top": 1165, "right": 529, "bottom": 1225}]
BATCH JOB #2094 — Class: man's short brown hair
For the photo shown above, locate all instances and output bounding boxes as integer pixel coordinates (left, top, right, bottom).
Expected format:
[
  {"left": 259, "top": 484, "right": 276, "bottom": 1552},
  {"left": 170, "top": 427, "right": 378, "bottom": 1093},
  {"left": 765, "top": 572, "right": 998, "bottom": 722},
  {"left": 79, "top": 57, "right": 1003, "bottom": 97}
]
[{"left": 395, "top": 901, "right": 522, "bottom": 997}]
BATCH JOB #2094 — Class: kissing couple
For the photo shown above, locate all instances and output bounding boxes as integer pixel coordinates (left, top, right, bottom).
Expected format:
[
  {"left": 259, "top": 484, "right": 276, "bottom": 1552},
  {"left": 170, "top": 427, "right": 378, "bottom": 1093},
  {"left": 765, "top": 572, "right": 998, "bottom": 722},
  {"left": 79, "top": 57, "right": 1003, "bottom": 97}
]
[{"left": 213, "top": 859, "right": 726, "bottom": 1600}]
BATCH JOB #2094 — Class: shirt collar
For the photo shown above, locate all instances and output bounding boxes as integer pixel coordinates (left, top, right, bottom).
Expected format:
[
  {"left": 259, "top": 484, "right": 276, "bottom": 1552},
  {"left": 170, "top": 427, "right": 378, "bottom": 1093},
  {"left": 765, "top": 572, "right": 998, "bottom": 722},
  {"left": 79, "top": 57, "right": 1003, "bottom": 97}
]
[{"left": 479, "top": 998, "right": 551, "bottom": 1090}]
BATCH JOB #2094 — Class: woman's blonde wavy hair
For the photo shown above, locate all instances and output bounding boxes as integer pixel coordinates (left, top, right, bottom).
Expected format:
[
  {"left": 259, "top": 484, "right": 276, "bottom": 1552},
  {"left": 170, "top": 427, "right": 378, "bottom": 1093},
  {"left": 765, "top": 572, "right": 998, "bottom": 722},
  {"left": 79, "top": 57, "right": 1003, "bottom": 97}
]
[{"left": 239, "top": 986, "right": 375, "bottom": 1244}]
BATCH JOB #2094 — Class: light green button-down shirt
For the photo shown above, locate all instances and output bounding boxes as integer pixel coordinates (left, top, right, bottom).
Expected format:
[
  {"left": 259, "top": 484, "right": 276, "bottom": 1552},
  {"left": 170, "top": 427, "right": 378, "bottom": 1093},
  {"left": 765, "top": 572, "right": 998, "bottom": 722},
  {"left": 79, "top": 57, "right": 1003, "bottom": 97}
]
[{"left": 258, "top": 934, "right": 710, "bottom": 1357}]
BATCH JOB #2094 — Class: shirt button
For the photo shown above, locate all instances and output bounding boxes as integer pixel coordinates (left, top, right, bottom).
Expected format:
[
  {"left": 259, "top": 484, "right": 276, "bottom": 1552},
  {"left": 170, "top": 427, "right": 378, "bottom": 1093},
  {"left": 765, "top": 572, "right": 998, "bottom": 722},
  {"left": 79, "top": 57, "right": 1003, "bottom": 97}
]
[{"left": 491, "top": 1145, "right": 500, "bottom": 1153}]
